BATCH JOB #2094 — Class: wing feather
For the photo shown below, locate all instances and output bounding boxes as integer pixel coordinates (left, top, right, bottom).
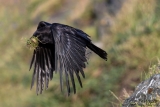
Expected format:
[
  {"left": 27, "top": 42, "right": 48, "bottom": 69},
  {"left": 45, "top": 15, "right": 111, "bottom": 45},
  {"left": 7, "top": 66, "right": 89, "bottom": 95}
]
[
  {"left": 29, "top": 50, "right": 36, "bottom": 71},
  {"left": 40, "top": 49, "right": 45, "bottom": 93},
  {"left": 30, "top": 52, "right": 37, "bottom": 89},
  {"left": 51, "top": 26, "right": 88, "bottom": 94},
  {"left": 65, "top": 68, "right": 70, "bottom": 95},
  {"left": 43, "top": 48, "right": 50, "bottom": 89},
  {"left": 36, "top": 50, "right": 40, "bottom": 94},
  {"left": 46, "top": 48, "right": 54, "bottom": 80},
  {"left": 30, "top": 46, "right": 55, "bottom": 94}
]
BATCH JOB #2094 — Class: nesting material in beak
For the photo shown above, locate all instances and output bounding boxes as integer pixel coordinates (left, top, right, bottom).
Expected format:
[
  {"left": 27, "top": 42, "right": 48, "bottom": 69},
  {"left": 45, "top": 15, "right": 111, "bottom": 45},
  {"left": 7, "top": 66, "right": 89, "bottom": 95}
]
[{"left": 27, "top": 36, "right": 39, "bottom": 49}]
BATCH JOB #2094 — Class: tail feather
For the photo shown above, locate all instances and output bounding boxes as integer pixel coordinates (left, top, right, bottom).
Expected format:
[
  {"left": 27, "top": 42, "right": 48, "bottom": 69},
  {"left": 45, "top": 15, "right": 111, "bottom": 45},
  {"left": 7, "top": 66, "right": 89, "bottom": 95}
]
[{"left": 87, "top": 42, "right": 107, "bottom": 60}]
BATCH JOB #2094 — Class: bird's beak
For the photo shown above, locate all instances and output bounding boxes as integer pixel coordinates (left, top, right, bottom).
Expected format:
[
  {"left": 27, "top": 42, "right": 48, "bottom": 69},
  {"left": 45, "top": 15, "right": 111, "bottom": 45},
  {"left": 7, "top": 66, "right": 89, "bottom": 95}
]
[{"left": 33, "top": 31, "right": 38, "bottom": 36}]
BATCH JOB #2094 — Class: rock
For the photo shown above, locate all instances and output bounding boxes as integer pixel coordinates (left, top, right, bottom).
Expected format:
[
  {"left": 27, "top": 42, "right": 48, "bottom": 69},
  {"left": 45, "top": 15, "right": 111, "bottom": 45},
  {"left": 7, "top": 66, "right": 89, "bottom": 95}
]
[{"left": 123, "top": 74, "right": 160, "bottom": 107}]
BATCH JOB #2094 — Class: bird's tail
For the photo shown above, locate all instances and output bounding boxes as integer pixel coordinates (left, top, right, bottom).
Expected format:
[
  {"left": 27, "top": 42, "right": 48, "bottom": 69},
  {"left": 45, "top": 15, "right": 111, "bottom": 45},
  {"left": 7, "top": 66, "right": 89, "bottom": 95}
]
[{"left": 87, "top": 42, "right": 107, "bottom": 60}]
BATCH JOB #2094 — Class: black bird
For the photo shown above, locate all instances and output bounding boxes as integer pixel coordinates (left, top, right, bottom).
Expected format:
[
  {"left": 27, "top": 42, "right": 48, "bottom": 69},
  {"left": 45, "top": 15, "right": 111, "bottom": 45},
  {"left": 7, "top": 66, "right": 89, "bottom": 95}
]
[{"left": 27, "top": 21, "right": 107, "bottom": 95}]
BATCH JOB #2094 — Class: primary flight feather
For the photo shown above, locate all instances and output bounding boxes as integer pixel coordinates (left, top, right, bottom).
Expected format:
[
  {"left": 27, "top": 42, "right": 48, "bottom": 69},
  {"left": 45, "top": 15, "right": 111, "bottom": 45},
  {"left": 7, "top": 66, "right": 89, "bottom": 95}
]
[{"left": 27, "top": 21, "right": 107, "bottom": 95}]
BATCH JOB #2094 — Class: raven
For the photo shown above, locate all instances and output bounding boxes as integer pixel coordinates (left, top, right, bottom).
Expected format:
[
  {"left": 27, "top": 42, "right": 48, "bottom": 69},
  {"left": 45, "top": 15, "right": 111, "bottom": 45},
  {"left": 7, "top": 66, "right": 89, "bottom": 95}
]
[{"left": 27, "top": 21, "right": 107, "bottom": 95}]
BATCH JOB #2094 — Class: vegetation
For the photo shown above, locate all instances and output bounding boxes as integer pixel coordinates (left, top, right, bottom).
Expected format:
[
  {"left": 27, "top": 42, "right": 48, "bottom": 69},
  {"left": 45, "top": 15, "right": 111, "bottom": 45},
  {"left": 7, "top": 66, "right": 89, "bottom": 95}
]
[{"left": 0, "top": 0, "right": 160, "bottom": 107}]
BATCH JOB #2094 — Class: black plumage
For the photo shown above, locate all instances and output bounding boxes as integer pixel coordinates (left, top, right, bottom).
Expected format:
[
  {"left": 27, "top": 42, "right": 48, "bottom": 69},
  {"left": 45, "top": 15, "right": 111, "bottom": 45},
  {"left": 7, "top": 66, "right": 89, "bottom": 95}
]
[{"left": 27, "top": 21, "right": 107, "bottom": 95}]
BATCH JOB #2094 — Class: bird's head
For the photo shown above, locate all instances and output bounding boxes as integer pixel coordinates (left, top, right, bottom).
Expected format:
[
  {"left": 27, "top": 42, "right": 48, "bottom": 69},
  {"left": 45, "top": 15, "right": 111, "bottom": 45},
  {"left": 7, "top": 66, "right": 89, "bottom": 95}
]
[{"left": 27, "top": 21, "right": 54, "bottom": 49}]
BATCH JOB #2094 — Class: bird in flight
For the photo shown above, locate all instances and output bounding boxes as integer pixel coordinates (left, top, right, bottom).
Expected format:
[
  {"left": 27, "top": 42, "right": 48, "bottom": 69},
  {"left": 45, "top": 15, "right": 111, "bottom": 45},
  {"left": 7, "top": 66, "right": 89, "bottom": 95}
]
[{"left": 27, "top": 21, "right": 107, "bottom": 95}]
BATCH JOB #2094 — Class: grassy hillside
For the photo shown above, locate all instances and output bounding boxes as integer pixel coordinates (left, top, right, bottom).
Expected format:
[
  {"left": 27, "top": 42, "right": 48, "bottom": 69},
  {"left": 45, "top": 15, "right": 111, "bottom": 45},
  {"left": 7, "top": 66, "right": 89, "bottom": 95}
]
[{"left": 0, "top": 0, "right": 159, "bottom": 107}]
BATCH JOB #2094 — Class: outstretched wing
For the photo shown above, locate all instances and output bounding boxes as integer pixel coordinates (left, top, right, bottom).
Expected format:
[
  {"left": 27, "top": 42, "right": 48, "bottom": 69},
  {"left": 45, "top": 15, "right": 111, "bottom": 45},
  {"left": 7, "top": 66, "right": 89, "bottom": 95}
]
[
  {"left": 30, "top": 44, "right": 55, "bottom": 95},
  {"left": 51, "top": 25, "right": 89, "bottom": 95}
]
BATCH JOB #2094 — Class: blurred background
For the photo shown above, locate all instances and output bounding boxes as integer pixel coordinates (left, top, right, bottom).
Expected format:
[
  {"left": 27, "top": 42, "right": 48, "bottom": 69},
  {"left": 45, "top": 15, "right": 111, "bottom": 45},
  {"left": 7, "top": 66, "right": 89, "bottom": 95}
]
[{"left": 0, "top": 0, "right": 160, "bottom": 107}]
